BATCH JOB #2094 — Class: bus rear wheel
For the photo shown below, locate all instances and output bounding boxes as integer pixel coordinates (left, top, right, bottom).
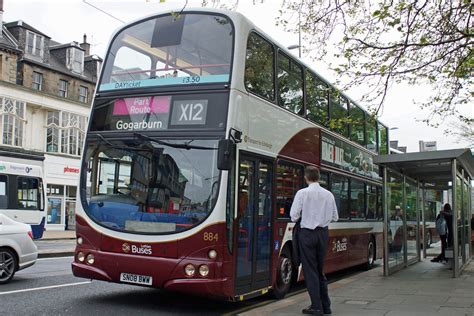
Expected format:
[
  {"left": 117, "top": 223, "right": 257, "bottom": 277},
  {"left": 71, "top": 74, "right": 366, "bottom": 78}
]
[
  {"left": 364, "top": 238, "right": 376, "bottom": 270},
  {"left": 271, "top": 247, "right": 292, "bottom": 299}
]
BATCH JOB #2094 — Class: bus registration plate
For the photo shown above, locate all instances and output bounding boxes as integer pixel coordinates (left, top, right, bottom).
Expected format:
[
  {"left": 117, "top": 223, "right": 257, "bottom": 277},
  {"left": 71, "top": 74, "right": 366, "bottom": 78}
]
[{"left": 120, "top": 272, "right": 153, "bottom": 286}]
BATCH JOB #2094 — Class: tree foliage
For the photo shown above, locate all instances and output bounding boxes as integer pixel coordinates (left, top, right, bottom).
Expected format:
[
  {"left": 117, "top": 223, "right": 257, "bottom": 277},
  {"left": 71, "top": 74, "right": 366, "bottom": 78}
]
[{"left": 277, "top": 0, "right": 472, "bottom": 125}]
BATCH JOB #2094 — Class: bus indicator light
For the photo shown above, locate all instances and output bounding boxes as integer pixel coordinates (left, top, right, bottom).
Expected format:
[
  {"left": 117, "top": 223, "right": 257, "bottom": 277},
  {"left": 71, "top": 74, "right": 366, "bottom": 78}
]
[{"left": 208, "top": 250, "right": 217, "bottom": 259}]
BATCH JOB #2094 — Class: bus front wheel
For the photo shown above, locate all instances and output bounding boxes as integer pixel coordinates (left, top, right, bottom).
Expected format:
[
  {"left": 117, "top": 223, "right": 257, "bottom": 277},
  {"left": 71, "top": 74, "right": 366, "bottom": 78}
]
[{"left": 271, "top": 246, "right": 292, "bottom": 299}]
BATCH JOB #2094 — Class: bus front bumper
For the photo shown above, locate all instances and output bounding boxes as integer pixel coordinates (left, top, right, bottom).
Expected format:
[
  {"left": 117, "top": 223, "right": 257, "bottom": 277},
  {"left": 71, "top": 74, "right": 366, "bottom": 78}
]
[{"left": 71, "top": 249, "right": 232, "bottom": 299}]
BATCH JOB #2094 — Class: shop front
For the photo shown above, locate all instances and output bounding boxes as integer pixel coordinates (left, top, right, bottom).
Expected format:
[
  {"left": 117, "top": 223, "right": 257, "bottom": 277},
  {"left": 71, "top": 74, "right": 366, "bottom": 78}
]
[{"left": 44, "top": 154, "right": 80, "bottom": 231}]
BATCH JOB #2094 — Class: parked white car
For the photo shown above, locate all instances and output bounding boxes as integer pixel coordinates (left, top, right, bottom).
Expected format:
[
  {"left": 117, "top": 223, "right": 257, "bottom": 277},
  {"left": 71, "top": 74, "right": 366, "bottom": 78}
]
[{"left": 0, "top": 214, "right": 38, "bottom": 284}]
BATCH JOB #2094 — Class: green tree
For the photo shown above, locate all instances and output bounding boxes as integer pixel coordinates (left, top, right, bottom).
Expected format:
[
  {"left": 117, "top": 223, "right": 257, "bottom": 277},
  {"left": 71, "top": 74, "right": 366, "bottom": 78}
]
[{"left": 276, "top": 0, "right": 472, "bottom": 125}]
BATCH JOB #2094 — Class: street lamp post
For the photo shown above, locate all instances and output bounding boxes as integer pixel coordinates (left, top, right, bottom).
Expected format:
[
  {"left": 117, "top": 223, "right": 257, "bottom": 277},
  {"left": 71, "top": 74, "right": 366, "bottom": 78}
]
[{"left": 287, "top": 1, "right": 302, "bottom": 58}]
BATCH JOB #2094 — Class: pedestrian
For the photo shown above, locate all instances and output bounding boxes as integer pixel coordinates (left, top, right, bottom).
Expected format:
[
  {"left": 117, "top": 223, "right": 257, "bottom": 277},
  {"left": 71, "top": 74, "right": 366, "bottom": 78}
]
[
  {"left": 442, "top": 203, "right": 454, "bottom": 249},
  {"left": 431, "top": 207, "right": 448, "bottom": 262},
  {"left": 290, "top": 166, "right": 339, "bottom": 315}
]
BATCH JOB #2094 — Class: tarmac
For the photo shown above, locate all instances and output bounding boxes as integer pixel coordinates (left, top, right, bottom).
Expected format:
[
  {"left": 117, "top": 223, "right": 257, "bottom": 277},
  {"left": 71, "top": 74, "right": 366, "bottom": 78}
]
[
  {"left": 35, "top": 231, "right": 474, "bottom": 315},
  {"left": 240, "top": 259, "right": 474, "bottom": 316}
]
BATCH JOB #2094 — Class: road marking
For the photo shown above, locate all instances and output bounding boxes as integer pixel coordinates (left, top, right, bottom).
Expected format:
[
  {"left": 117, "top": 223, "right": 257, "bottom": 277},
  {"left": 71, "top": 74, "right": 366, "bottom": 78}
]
[
  {"left": 0, "top": 281, "right": 91, "bottom": 296},
  {"left": 37, "top": 256, "right": 74, "bottom": 261}
]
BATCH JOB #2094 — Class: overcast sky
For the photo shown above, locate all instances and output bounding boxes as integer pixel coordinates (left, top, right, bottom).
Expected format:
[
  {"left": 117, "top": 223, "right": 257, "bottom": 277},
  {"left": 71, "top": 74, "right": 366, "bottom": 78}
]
[{"left": 5, "top": 0, "right": 473, "bottom": 152}]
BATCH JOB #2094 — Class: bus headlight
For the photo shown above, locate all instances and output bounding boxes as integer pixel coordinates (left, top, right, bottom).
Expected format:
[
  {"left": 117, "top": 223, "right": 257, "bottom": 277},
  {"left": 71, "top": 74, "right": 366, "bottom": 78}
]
[
  {"left": 208, "top": 250, "right": 217, "bottom": 259},
  {"left": 86, "top": 254, "right": 95, "bottom": 265},
  {"left": 184, "top": 264, "right": 195, "bottom": 277},
  {"left": 77, "top": 237, "right": 83, "bottom": 245},
  {"left": 77, "top": 252, "right": 85, "bottom": 262},
  {"left": 199, "top": 265, "right": 209, "bottom": 277}
]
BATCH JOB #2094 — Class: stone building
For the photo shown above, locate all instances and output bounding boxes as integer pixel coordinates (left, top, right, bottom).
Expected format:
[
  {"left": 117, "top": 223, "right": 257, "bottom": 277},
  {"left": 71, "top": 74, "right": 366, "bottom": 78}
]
[{"left": 0, "top": 5, "right": 101, "bottom": 231}]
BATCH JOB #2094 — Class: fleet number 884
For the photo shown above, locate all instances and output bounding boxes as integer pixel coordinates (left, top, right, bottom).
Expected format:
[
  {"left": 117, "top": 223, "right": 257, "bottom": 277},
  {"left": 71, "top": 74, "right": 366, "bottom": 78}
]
[{"left": 203, "top": 232, "right": 218, "bottom": 242}]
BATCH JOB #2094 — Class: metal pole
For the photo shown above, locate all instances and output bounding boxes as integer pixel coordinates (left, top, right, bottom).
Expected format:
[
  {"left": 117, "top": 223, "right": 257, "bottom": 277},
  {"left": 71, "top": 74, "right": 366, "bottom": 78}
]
[
  {"left": 403, "top": 174, "right": 407, "bottom": 267},
  {"left": 416, "top": 181, "right": 421, "bottom": 262},
  {"left": 421, "top": 183, "right": 426, "bottom": 259},
  {"left": 452, "top": 159, "right": 459, "bottom": 277},
  {"left": 383, "top": 167, "right": 389, "bottom": 276},
  {"left": 298, "top": 4, "right": 302, "bottom": 58}
]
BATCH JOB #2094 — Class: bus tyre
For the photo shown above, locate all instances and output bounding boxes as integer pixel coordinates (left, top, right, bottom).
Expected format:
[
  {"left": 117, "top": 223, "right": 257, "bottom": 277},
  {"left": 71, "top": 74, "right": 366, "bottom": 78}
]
[
  {"left": 271, "top": 247, "right": 292, "bottom": 299},
  {"left": 364, "top": 238, "right": 376, "bottom": 270},
  {"left": 0, "top": 248, "right": 17, "bottom": 284}
]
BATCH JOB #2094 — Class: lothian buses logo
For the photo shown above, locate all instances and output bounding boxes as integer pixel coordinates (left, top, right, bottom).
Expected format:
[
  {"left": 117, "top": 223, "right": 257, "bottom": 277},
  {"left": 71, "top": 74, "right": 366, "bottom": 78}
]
[
  {"left": 122, "top": 243, "right": 131, "bottom": 253},
  {"left": 122, "top": 242, "right": 152, "bottom": 255},
  {"left": 332, "top": 238, "right": 348, "bottom": 253}
]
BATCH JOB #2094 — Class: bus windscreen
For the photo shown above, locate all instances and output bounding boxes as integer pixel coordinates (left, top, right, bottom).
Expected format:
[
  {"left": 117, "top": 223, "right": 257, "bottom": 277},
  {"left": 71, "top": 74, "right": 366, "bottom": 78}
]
[{"left": 99, "top": 13, "right": 233, "bottom": 91}]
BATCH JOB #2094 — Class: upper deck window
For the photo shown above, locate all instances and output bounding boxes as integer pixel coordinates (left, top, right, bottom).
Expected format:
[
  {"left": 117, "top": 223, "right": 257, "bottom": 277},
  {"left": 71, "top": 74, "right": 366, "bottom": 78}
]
[
  {"left": 277, "top": 52, "right": 303, "bottom": 114},
  {"left": 99, "top": 13, "right": 233, "bottom": 91},
  {"left": 245, "top": 33, "right": 275, "bottom": 101}
]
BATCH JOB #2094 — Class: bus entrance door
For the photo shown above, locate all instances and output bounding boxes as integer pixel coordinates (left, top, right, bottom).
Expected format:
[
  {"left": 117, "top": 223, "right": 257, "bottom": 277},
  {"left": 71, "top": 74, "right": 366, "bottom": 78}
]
[{"left": 235, "top": 156, "right": 273, "bottom": 295}]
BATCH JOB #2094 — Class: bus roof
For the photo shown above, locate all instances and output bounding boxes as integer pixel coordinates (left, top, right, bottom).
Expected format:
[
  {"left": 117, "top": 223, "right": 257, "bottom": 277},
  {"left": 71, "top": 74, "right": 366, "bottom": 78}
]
[{"left": 104, "top": 7, "right": 389, "bottom": 128}]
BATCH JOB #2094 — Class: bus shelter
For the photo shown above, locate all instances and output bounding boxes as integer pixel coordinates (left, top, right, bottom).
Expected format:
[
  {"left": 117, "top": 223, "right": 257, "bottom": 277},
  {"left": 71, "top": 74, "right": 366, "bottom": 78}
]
[{"left": 374, "top": 149, "right": 474, "bottom": 277}]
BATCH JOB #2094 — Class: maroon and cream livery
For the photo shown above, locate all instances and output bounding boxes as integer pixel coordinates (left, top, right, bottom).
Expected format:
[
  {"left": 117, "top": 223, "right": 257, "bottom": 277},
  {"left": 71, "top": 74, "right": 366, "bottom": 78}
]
[{"left": 73, "top": 8, "right": 387, "bottom": 301}]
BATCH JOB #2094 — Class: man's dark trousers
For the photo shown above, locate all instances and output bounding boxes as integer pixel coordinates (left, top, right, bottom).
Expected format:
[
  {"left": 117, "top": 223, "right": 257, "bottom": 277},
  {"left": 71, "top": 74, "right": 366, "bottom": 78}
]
[{"left": 299, "top": 227, "right": 330, "bottom": 311}]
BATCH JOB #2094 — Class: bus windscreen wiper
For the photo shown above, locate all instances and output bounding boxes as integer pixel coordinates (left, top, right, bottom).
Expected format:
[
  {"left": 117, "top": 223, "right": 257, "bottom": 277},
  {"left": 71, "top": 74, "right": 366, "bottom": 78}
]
[
  {"left": 133, "top": 132, "right": 217, "bottom": 150},
  {"left": 95, "top": 133, "right": 146, "bottom": 151}
]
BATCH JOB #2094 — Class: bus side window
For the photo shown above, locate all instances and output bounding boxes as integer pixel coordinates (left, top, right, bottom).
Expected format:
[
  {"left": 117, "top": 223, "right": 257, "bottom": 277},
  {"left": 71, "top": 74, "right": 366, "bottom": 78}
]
[
  {"left": 275, "top": 161, "right": 303, "bottom": 219},
  {"left": 17, "top": 177, "right": 39, "bottom": 210},
  {"left": 0, "top": 175, "right": 8, "bottom": 209},
  {"left": 277, "top": 52, "right": 303, "bottom": 115},
  {"left": 331, "top": 173, "right": 350, "bottom": 219},
  {"left": 244, "top": 32, "right": 275, "bottom": 101}
]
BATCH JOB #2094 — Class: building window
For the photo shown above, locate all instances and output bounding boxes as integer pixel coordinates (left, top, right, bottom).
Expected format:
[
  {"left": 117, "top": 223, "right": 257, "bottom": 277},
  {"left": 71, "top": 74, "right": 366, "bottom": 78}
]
[
  {"left": 46, "top": 111, "right": 86, "bottom": 156},
  {"left": 0, "top": 97, "right": 26, "bottom": 147},
  {"left": 79, "top": 86, "right": 88, "bottom": 103},
  {"left": 67, "top": 48, "right": 84, "bottom": 74},
  {"left": 32, "top": 72, "right": 43, "bottom": 90},
  {"left": 26, "top": 31, "right": 44, "bottom": 58},
  {"left": 59, "top": 80, "right": 68, "bottom": 97}
]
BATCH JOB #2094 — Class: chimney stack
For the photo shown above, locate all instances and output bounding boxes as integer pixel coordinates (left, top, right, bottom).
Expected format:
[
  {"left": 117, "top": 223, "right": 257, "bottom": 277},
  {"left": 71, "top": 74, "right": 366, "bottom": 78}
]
[{"left": 80, "top": 33, "right": 91, "bottom": 56}]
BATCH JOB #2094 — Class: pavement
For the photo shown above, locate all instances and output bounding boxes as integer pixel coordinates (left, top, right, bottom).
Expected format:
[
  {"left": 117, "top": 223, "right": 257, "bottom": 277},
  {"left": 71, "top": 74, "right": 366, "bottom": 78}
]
[
  {"left": 240, "top": 260, "right": 474, "bottom": 316},
  {"left": 35, "top": 229, "right": 76, "bottom": 258}
]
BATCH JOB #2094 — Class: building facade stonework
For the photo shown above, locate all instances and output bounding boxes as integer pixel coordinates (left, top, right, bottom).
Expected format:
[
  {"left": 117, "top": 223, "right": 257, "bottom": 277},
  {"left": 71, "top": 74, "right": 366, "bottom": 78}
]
[{"left": 0, "top": 16, "right": 101, "bottom": 231}]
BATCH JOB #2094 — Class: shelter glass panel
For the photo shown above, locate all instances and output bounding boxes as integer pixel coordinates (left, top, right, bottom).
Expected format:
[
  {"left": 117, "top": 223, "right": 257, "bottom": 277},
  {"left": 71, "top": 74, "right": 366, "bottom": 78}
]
[
  {"left": 405, "top": 180, "right": 418, "bottom": 262},
  {"left": 387, "top": 171, "right": 404, "bottom": 269}
]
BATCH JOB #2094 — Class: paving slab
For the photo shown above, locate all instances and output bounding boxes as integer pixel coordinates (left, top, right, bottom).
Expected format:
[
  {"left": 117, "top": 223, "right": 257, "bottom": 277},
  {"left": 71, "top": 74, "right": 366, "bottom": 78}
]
[{"left": 239, "top": 259, "right": 474, "bottom": 316}]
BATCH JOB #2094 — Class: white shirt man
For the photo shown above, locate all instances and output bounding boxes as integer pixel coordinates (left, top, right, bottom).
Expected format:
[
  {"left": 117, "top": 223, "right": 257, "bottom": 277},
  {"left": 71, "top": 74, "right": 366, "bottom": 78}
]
[
  {"left": 290, "top": 183, "right": 339, "bottom": 229},
  {"left": 289, "top": 166, "right": 338, "bottom": 315}
]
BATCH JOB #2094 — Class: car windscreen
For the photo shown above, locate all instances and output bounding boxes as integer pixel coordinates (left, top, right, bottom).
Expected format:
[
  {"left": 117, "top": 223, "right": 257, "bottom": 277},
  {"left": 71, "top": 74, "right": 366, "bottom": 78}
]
[
  {"left": 82, "top": 137, "right": 220, "bottom": 234},
  {"left": 99, "top": 13, "right": 234, "bottom": 91}
]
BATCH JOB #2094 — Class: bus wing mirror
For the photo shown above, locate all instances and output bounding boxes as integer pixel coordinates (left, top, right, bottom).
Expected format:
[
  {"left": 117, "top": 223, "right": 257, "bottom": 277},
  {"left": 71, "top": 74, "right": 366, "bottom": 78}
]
[{"left": 217, "top": 139, "right": 235, "bottom": 171}]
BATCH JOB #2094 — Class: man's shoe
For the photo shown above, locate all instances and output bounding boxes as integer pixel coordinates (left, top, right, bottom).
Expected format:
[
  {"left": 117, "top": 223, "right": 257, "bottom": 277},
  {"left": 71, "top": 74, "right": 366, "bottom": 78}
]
[
  {"left": 323, "top": 308, "right": 332, "bottom": 315},
  {"left": 302, "top": 306, "right": 323, "bottom": 315}
]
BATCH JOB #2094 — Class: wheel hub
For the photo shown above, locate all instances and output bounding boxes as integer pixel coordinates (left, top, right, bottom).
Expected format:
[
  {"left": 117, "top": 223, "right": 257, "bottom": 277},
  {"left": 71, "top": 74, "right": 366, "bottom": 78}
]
[{"left": 280, "top": 257, "right": 292, "bottom": 285}]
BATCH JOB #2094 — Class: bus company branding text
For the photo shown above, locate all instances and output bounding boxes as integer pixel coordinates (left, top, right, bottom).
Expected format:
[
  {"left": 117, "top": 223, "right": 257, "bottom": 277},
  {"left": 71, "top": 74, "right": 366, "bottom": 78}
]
[
  {"left": 122, "top": 243, "right": 153, "bottom": 255},
  {"left": 114, "top": 81, "right": 141, "bottom": 89},
  {"left": 332, "top": 238, "right": 348, "bottom": 253},
  {"left": 243, "top": 135, "right": 272, "bottom": 150}
]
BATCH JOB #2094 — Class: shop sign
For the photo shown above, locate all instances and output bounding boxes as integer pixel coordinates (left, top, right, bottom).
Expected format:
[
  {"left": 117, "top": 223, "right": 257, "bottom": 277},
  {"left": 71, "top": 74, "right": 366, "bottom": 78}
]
[{"left": 63, "top": 166, "right": 80, "bottom": 174}]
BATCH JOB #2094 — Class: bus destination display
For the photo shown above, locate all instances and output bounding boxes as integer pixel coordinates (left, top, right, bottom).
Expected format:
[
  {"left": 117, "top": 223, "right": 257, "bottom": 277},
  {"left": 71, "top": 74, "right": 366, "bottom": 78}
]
[{"left": 89, "top": 93, "right": 228, "bottom": 132}]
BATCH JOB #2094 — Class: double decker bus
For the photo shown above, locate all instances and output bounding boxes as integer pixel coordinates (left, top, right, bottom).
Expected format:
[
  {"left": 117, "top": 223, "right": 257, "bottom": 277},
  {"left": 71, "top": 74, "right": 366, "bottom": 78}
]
[{"left": 72, "top": 9, "right": 388, "bottom": 301}]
